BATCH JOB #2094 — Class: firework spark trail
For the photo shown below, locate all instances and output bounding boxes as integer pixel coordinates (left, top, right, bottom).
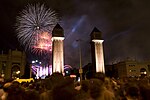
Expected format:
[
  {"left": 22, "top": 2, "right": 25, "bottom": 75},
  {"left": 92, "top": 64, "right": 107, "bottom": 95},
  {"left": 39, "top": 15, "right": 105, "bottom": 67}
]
[{"left": 16, "top": 4, "right": 59, "bottom": 54}]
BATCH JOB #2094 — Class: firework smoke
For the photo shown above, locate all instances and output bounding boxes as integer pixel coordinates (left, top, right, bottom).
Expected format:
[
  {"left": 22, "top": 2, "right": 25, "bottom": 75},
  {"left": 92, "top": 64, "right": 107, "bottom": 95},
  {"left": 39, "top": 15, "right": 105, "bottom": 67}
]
[{"left": 16, "top": 4, "right": 59, "bottom": 54}]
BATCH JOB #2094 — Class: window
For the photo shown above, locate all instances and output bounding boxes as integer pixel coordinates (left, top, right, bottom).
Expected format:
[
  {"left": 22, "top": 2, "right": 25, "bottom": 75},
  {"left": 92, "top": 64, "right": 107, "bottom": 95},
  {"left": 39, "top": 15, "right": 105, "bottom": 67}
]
[
  {"left": 11, "top": 65, "right": 20, "bottom": 79},
  {"left": 140, "top": 68, "right": 147, "bottom": 75},
  {"left": 129, "top": 69, "right": 136, "bottom": 72},
  {"left": 129, "top": 65, "right": 135, "bottom": 67}
]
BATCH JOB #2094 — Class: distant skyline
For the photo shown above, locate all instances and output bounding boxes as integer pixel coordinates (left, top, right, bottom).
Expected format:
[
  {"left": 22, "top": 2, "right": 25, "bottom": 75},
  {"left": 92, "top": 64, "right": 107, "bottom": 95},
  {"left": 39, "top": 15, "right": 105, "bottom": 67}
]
[{"left": 0, "top": 0, "right": 150, "bottom": 68}]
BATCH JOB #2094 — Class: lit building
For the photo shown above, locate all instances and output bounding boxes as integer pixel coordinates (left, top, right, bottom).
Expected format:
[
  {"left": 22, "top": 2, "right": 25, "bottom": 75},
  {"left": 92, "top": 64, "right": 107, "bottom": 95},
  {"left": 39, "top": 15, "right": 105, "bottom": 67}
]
[
  {"left": 114, "top": 59, "right": 150, "bottom": 78},
  {"left": 0, "top": 49, "right": 26, "bottom": 79},
  {"left": 90, "top": 27, "right": 105, "bottom": 73},
  {"left": 52, "top": 24, "right": 65, "bottom": 74}
]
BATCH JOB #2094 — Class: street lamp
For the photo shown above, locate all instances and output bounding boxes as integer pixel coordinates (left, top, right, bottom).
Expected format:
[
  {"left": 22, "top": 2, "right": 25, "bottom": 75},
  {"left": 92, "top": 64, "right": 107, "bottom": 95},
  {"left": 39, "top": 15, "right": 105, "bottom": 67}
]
[{"left": 76, "top": 39, "right": 83, "bottom": 83}]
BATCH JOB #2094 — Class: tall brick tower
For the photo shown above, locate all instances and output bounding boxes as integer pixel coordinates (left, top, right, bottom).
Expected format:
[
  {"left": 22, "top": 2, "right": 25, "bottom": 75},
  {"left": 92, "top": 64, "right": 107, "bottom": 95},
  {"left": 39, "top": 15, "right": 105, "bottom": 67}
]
[
  {"left": 90, "top": 27, "right": 105, "bottom": 73},
  {"left": 52, "top": 24, "right": 64, "bottom": 74}
]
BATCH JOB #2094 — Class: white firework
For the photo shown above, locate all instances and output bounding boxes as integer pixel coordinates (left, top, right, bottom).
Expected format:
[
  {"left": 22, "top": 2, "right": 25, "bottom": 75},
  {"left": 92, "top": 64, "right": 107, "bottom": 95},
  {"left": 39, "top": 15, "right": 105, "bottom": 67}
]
[{"left": 16, "top": 4, "right": 59, "bottom": 54}]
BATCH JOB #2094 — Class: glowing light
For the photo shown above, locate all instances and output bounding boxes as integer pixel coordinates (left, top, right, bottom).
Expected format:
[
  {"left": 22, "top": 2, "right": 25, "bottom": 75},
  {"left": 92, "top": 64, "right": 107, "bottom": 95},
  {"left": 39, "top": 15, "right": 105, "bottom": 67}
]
[
  {"left": 64, "top": 65, "right": 72, "bottom": 69},
  {"left": 40, "top": 67, "right": 42, "bottom": 77},
  {"left": 92, "top": 40, "right": 104, "bottom": 43},
  {"left": 46, "top": 67, "right": 48, "bottom": 76},
  {"left": 52, "top": 40, "right": 64, "bottom": 73},
  {"left": 32, "top": 61, "right": 35, "bottom": 63},
  {"left": 52, "top": 37, "right": 64, "bottom": 41},
  {"left": 70, "top": 75, "right": 76, "bottom": 78},
  {"left": 93, "top": 39, "right": 105, "bottom": 73},
  {"left": 31, "top": 64, "right": 52, "bottom": 79},
  {"left": 16, "top": 71, "right": 20, "bottom": 74},
  {"left": 33, "top": 32, "right": 53, "bottom": 52}
]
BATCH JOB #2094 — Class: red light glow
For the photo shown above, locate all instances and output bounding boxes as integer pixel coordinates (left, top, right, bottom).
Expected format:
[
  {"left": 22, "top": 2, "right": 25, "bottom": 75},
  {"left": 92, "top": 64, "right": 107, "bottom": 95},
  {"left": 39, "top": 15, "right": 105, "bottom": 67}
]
[{"left": 34, "top": 32, "right": 52, "bottom": 52}]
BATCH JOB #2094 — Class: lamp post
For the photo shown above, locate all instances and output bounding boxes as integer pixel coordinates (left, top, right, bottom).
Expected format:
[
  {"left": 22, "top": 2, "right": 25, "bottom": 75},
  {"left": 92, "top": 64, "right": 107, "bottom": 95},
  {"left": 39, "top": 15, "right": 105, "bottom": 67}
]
[
  {"left": 77, "top": 39, "right": 83, "bottom": 83},
  {"left": 30, "top": 64, "right": 32, "bottom": 78}
]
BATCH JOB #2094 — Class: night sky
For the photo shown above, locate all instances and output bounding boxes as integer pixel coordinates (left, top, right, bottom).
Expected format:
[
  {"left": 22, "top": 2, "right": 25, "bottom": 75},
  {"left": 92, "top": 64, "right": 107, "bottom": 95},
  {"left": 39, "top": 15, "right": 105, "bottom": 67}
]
[{"left": 0, "top": 0, "right": 150, "bottom": 68}]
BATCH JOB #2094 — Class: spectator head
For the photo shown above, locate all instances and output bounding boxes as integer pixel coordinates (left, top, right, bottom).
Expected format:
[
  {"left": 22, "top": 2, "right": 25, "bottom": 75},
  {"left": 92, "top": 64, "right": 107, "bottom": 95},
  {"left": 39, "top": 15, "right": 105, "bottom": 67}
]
[
  {"left": 124, "top": 83, "right": 140, "bottom": 99},
  {"left": 89, "top": 78, "right": 104, "bottom": 99},
  {"left": 81, "top": 80, "right": 90, "bottom": 92},
  {"left": 52, "top": 77, "right": 77, "bottom": 100}
]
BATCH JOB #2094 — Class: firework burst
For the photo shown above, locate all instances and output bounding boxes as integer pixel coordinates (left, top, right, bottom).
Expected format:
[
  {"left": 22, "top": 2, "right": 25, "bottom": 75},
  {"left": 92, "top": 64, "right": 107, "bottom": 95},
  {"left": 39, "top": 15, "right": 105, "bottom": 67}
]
[{"left": 16, "top": 4, "right": 59, "bottom": 54}]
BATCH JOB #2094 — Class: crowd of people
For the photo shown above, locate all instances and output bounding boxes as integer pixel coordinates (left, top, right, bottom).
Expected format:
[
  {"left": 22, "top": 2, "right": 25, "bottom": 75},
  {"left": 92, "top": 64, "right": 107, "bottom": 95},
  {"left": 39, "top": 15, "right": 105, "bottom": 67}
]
[{"left": 0, "top": 72, "right": 150, "bottom": 100}]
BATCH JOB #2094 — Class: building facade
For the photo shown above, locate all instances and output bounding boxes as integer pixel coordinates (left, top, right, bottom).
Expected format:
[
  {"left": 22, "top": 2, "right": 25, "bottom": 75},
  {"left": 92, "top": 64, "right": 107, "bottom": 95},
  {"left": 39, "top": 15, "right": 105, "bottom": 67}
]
[
  {"left": 114, "top": 59, "right": 150, "bottom": 78},
  {"left": 0, "top": 49, "right": 26, "bottom": 79}
]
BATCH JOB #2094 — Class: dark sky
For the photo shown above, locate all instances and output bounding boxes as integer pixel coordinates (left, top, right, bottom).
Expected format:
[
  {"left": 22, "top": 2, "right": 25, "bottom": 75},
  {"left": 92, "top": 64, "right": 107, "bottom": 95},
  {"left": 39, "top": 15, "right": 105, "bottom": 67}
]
[{"left": 0, "top": 0, "right": 150, "bottom": 68}]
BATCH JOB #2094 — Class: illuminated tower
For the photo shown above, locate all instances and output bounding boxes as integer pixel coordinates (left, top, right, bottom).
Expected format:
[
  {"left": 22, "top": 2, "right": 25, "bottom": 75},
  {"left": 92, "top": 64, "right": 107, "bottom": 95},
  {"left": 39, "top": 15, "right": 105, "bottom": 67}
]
[
  {"left": 90, "top": 27, "right": 105, "bottom": 73},
  {"left": 52, "top": 24, "right": 64, "bottom": 74}
]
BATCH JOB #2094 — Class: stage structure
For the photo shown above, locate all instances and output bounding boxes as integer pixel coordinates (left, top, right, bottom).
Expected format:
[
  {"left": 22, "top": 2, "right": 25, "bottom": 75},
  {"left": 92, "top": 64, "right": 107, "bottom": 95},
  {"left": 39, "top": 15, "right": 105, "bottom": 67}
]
[
  {"left": 91, "top": 27, "right": 105, "bottom": 73},
  {"left": 31, "top": 62, "right": 52, "bottom": 79},
  {"left": 52, "top": 24, "right": 65, "bottom": 74}
]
